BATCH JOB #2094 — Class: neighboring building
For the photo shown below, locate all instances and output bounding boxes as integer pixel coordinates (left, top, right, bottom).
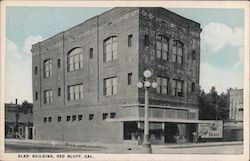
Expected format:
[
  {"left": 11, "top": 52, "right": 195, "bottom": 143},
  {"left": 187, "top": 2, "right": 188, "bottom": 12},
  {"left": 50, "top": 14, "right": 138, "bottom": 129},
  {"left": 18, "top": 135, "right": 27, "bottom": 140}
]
[
  {"left": 5, "top": 99, "right": 33, "bottom": 139},
  {"left": 32, "top": 7, "right": 201, "bottom": 144},
  {"left": 223, "top": 88, "right": 243, "bottom": 141},
  {"left": 228, "top": 88, "right": 243, "bottom": 121}
]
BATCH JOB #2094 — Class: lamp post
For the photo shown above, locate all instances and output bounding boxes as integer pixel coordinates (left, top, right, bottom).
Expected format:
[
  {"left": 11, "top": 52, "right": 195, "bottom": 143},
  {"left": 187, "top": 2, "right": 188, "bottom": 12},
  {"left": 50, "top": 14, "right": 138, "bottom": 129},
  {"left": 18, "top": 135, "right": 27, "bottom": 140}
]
[{"left": 137, "top": 69, "right": 157, "bottom": 153}]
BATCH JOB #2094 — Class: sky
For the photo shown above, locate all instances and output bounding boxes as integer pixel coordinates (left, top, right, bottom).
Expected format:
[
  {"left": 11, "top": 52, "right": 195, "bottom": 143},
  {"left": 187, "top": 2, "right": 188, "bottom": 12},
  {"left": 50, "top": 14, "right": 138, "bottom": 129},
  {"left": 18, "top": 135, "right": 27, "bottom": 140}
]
[{"left": 5, "top": 7, "right": 244, "bottom": 103}]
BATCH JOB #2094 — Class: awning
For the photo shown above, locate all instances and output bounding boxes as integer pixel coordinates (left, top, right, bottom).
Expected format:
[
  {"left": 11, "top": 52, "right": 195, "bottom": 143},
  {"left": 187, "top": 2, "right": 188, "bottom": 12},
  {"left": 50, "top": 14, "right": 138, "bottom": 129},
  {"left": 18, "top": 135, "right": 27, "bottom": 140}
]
[{"left": 106, "top": 117, "right": 221, "bottom": 124}]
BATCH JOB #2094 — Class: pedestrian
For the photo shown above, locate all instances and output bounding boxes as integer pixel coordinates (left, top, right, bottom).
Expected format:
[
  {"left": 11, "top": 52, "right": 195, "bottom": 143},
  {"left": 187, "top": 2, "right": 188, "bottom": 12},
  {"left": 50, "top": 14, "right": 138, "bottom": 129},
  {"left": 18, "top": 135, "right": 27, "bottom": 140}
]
[{"left": 192, "top": 131, "right": 198, "bottom": 143}]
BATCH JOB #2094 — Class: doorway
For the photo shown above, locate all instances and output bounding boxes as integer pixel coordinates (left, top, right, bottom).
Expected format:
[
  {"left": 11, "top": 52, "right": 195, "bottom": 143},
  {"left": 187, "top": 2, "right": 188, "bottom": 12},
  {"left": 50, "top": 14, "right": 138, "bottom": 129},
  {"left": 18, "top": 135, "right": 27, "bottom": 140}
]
[{"left": 164, "top": 123, "right": 179, "bottom": 143}]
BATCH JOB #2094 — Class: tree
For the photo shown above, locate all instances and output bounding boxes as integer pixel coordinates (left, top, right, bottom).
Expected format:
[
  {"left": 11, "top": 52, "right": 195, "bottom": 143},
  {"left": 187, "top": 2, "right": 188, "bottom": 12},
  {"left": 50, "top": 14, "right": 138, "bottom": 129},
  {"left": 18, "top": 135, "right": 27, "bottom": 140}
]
[
  {"left": 14, "top": 100, "right": 33, "bottom": 138},
  {"left": 199, "top": 87, "right": 229, "bottom": 120}
]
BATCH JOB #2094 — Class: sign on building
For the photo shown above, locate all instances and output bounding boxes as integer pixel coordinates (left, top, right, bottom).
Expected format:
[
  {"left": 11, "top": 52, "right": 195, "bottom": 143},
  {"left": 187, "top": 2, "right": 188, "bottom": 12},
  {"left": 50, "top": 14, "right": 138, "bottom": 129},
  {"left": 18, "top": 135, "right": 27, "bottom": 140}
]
[{"left": 198, "top": 121, "right": 223, "bottom": 138}]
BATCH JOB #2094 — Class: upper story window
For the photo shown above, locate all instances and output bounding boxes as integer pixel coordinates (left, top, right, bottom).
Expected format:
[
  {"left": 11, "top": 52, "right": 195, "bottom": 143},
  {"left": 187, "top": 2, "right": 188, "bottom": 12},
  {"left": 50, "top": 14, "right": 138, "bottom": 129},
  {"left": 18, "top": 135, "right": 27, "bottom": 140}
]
[
  {"left": 192, "top": 50, "right": 196, "bottom": 60},
  {"left": 44, "top": 59, "right": 52, "bottom": 78},
  {"left": 128, "top": 34, "right": 133, "bottom": 47},
  {"left": 104, "top": 77, "right": 117, "bottom": 96},
  {"left": 128, "top": 73, "right": 132, "bottom": 85},
  {"left": 156, "top": 76, "right": 169, "bottom": 95},
  {"left": 191, "top": 82, "right": 195, "bottom": 93},
  {"left": 172, "top": 40, "right": 184, "bottom": 64},
  {"left": 35, "top": 92, "right": 38, "bottom": 100},
  {"left": 156, "top": 35, "right": 169, "bottom": 60},
  {"left": 104, "top": 36, "right": 117, "bottom": 62},
  {"left": 35, "top": 66, "right": 38, "bottom": 75},
  {"left": 68, "top": 84, "right": 83, "bottom": 101},
  {"left": 57, "top": 59, "right": 61, "bottom": 68},
  {"left": 172, "top": 79, "right": 184, "bottom": 97},
  {"left": 44, "top": 89, "right": 52, "bottom": 104},
  {"left": 67, "top": 48, "right": 83, "bottom": 72},
  {"left": 89, "top": 48, "right": 93, "bottom": 59},
  {"left": 144, "top": 35, "right": 149, "bottom": 46}
]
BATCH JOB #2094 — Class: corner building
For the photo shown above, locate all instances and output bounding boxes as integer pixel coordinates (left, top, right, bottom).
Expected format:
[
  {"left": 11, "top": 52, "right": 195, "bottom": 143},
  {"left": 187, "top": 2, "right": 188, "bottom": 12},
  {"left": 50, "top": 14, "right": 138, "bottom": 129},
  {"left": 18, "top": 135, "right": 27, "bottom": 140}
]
[{"left": 32, "top": 7, "right": 201, "bottom": 144}]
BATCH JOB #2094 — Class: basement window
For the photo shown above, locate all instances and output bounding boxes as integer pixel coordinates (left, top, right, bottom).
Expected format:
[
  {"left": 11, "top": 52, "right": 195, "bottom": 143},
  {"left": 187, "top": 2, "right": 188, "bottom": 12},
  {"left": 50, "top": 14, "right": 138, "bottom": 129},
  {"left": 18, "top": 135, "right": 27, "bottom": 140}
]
[
  {"left": 89, "top": 114, "right": 94, "bottom": 121},
  {"left": 44, "top": 117, "right": 47, "bottom": 123},
  {"left": 57, "top": 116, "right": 61, "bottom": 122},
  {"left": 66, "top": 116, "right": 71, "bottom": 122},
  {"left": 103, "top": 113, "right": 108, "bottom": 120},
  {"left": 78, "top": 115, "right": 83, "bottom": 121},
  {"left": 110, "top": 112, "right": 116, "bottom": 118}
]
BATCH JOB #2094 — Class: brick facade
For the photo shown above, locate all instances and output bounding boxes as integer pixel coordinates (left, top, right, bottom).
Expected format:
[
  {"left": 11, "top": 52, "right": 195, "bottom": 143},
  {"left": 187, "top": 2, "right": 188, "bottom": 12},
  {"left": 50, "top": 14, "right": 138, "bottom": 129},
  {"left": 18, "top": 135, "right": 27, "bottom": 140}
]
[{"left": 32, "top": 7, "right": 201, "bottom": 144}]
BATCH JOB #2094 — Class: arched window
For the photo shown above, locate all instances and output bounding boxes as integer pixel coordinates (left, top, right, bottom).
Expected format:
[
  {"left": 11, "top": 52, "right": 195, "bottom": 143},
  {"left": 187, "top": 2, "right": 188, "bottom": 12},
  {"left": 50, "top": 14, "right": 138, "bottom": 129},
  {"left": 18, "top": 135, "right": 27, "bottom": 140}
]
[
  {"left": 44, "top": 59, "right": 52, "bottom": 78},
  {"left": 67, "top": 48, "right": 83, "bottom": 72},
  {"left": 104, "top": 36, "right": 117, "bottom": 62},
  {"left": 172, "top": 40, "right": 184, "bottom": 64},
  {"left": 156, "top": 35, "right": 169, "bottom": 60}
]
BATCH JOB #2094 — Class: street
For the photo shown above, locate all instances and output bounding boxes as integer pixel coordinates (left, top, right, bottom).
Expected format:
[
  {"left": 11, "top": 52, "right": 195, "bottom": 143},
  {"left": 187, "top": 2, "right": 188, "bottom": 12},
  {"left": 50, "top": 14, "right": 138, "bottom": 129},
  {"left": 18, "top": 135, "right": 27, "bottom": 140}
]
[
  {"left": 5, "top": 143, "right": 106, "bottom": 153},
  {"left": 5, "top": 141, "right": 243, "bottom": 154}
]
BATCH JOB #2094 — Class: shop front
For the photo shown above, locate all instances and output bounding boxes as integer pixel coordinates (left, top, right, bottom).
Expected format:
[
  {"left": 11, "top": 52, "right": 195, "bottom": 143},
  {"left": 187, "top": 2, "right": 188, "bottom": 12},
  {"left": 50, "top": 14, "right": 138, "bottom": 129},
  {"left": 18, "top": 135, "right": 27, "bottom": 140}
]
[{"left": 109, "top": 117, "right": 222, "bottom": 144}]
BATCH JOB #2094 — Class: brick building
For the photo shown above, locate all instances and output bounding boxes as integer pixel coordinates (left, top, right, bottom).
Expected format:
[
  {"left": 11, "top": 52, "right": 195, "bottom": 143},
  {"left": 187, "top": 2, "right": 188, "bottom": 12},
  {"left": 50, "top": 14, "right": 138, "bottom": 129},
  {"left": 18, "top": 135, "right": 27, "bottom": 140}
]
[
  {"left": 32, "top": 7, "right": 201, "bottom": 144},
  {"left": 223, "top": 88, "right": 243, "bottom": 141}
]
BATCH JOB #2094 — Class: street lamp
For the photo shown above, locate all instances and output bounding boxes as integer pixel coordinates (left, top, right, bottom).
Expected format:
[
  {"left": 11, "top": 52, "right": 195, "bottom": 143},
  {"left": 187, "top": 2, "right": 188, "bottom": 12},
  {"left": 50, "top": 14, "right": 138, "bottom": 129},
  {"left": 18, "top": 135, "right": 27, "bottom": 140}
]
[{"left": 137, "top": 69, "right": 157, "bottom": 153}]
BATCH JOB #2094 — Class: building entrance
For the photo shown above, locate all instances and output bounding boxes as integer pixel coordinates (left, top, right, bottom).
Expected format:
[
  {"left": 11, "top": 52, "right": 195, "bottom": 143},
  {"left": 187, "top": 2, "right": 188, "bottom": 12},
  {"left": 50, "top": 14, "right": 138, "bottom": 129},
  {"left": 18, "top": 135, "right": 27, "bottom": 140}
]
[
  {"left": 164, "top": 123, "right": 179, "bottom": 143},
  {"left": 123, "top": 122, "right": 138, "bottom": 140}
]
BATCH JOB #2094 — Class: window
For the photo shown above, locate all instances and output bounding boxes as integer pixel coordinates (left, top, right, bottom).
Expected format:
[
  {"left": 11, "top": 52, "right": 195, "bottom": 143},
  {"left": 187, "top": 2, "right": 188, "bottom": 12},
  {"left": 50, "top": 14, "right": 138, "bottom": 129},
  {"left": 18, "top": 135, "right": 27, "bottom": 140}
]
[
  {"left": 156, "top": 77, "right": 169, "bottom": 94},
  {"left": 44, "top": 117, "right": 47, "bottom": 123},
  {"left": 66, "top": 116, "right": 71, "bottom": 121},
  {"left": 191, "top": 82, "right": 195, "bottom": 93},
  {"left": 110, "top": 112, "right": 116, "bottom": 118},
  {"left": 172, "top": 41, "right": 184, "bottom": 64},
  {"left": 78, "top": 115, "right": 83, "bottom": 121},
  {"left": 35, "top": 66, "right": 38, "bottom": 75},
  {"left": 128, "top": 73, "right": 132, "bottom": 85},
  {"left": 44, "top": 59, "right": 52, "bottom": 78},
  {"left": 72, "top": 115, "right": 76, "bottom": 121},
  {"left": 67, "top": 48, "right": 83, "bottom": 71},
  {"left": 172, "top": 79, "right": 184, "bottom": 97},
  {"left": 90, "top": 48, "right": 93, "bottom": 59},
  {"left": 58, "top": 88, "right": 61, "bottom": 97},
  {"left": 156, "top": 35, "right": 169, "bottom": 60},
  {"left": 8, "top": 126, "right": 13, "bottom": 135},
  {"left": 48, "top": 117, "right": 52, "bottom": 122},
  {"left": 144, "top": 35, "right": 149, "bottom": 46},
  {"left": 192, "top": 50, "right": 196, "bottom": 60},
  {"left": 18, "top": 125, "right": 24, "bottom": 135},
  {"left": 35, "top": 92, "right": 38, "bottom": 100},
  {"left": 89, "top": 114, "right": 94, "bottom": 120},
  {"left": 44, "top": 90, "right": 52, "bottom": 104},
  {"left": 128, "top": 34, "right": 133, "bottom": 47},
  {"left": 104, "top": 36, "right": 117, "bottom": 62},
  {"left": 57, "top": 59, "right": 61, "bottom": 68},
  {"left": 104, "top": 77, "right": 117, "bottom": 96},
  {"left": 57, "top": 116, "right": 61, "bottom": 122},
  {"left": 103, "top": 113, "right": 108, "bottom": 120},
  {"left": 68, "top": 84, "right": 83, "bottom": 101}
]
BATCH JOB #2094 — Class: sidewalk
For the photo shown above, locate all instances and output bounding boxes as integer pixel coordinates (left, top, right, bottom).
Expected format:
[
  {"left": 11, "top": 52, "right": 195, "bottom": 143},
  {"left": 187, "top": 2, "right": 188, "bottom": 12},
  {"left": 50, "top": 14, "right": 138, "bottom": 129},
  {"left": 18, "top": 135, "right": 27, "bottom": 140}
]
[
  {"left": 5, "top": 139, "right": 243, "bottom": 148},
  {"left": 5, "top": 139, "right": 243, "bottom": 153},
  {"left": 152, "top": 141, "right": 243, "bottom": 148}
]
